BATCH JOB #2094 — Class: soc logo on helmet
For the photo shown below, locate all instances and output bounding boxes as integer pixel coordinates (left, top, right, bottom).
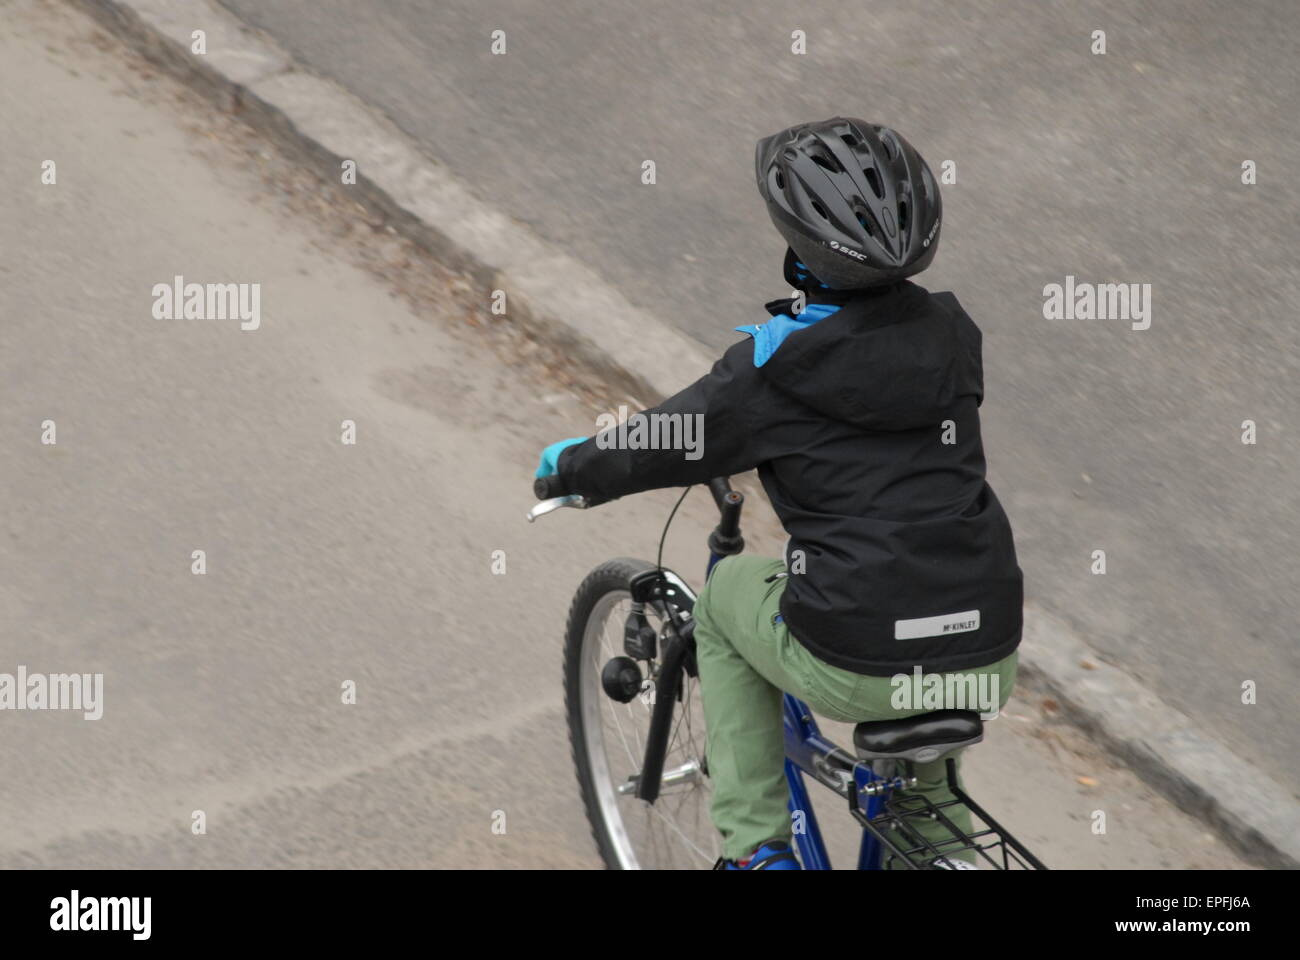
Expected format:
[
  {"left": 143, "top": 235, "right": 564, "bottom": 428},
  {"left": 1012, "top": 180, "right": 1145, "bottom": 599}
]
[{"left": 829, "top": 240, "right": 867, "bottom": 262}]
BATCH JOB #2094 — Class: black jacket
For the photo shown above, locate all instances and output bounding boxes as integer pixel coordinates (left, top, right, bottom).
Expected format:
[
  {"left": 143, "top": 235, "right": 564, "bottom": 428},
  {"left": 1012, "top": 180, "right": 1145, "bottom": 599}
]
[{"left": 557, "top": 281, "right": 1023, "bottom": 676}]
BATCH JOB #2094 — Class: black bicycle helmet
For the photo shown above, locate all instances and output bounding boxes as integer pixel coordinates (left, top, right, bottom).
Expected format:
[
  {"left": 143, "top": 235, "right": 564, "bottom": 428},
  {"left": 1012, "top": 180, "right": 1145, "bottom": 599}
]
[{"left": 755, "top": 117, "right": 941, "bottom": 289}]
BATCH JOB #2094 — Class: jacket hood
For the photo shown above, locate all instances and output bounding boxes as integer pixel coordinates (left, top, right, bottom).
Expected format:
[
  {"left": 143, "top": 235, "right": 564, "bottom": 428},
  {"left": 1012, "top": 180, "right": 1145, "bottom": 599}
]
[{"left": 757, "top": 282, "right": 983, "bottom": 431}]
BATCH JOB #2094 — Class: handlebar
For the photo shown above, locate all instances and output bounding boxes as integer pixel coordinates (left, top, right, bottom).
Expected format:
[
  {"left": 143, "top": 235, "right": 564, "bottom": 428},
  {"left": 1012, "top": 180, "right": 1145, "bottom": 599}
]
[
  {"left": 528, "top": 473, "right": 607, "bottom": 521},
  {"left": 528, "top": 475, "right": 744, "bottom": 562},
  {"left": 534, "top": 474, "right": 569, "bottom": 500}
]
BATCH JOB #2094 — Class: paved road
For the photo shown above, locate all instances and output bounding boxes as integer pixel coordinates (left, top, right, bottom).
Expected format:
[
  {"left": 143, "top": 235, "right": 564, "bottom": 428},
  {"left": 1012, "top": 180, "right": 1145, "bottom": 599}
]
[
  {"left": 0, "top": 0, "right": 1248, "bottom": 868},
  {"left": 212, "top": 0, "right": 1300, "bottom": 791}
]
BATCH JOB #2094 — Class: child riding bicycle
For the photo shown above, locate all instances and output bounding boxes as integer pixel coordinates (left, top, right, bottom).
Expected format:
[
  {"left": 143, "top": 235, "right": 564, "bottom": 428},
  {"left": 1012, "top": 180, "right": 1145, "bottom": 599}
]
[{"left": 537, "top": 117, "right": 1023, "bottom": 869}]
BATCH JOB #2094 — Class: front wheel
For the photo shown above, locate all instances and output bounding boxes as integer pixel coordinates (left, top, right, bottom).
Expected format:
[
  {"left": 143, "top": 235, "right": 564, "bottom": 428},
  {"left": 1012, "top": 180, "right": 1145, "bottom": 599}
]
[{"left": 563, "top": 558, "right": 718, "bottom": 869}]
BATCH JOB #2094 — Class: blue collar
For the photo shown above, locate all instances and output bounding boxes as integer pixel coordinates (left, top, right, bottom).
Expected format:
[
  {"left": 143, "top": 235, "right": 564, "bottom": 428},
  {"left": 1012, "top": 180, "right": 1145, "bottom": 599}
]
[{"left": 735, "top": 302, "right": 841, "bottom": 367}]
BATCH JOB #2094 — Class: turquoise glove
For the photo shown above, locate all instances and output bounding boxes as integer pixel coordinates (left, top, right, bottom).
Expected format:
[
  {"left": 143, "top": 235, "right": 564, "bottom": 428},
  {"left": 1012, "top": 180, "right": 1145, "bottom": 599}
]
[{"left": 536, "top": 437, "right": 587, "bottom": 478}]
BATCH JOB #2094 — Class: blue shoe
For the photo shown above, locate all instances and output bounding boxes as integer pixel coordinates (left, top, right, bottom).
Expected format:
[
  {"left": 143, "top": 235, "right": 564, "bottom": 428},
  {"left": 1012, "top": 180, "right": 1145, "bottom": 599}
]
[{"left": 714, "top": 840, "right": 801, "bottom": 870}]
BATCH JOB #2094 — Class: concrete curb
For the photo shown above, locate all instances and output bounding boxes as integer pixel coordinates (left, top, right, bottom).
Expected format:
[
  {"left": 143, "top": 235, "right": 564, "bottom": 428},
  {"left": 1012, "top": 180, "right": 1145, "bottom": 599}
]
[
  {"left": 70, "top": 0, "right": 711, "bottom": 408},
  {"left": 1021, "top": 604, "right": 1298, "bottom": 868},
  {"left": 69, "top": 0, "right": 1298, "bottom": 868}
]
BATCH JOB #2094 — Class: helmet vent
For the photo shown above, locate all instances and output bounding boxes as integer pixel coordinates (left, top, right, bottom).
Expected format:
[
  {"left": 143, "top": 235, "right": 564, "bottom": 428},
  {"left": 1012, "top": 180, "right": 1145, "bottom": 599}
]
[
  {"left": 810, "top": 199, "right": 829, "bottom": 219},
  {"left": 811, "top": 152, "right": 842, "bottom": 174},
  {"left": 840, "top": 133, "right": 860, "bottom": 148},
  {"left": 863, "top": 167, "right": 884, "bottom": 200},
  {"left": 898, "top": 199, "right": 910, "bottom": 234},
  {"left": 774, "top": 169, "right": 785, "bottom": 191}
]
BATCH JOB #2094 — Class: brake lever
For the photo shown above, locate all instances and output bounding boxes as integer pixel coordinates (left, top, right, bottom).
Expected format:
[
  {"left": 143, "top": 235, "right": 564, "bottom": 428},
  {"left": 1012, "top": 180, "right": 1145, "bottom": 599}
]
[{"left": 526, "top": 495, "right": 590, "bottom": 523}]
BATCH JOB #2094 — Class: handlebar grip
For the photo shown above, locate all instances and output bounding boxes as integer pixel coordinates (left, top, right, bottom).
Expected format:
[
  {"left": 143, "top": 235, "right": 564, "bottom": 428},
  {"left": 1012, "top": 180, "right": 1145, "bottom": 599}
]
[{"left": 534, "top": 474, "right": 570, "bottom": 500}]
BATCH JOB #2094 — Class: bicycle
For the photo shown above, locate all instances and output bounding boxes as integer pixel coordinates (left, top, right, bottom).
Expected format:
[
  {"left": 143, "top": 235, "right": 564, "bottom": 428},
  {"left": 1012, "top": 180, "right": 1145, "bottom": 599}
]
[{"left": 530, "top": 474, "right": 1047, "bottom": 870}]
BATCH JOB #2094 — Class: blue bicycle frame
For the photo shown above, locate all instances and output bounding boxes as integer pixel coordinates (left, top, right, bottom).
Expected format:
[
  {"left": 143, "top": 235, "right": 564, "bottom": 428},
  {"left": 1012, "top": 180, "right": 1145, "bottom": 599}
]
[{"left": 783, "top": 692, "right": 893, "bottom": 870}]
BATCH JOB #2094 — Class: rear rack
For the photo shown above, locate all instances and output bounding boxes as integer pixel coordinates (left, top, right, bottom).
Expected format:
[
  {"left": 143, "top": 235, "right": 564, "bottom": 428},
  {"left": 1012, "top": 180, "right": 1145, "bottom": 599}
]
[{"left": 848, "top": 758, "right": 1049, "bottom": 870}]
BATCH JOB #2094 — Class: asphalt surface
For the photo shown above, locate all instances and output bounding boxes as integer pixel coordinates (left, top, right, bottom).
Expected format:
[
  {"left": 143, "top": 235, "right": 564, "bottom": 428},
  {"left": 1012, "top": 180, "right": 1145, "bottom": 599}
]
[
  {"left": 212, "top": 0, "right": 1300, "bottom": 792},
  {"left": 0, "top": 0, "right": 1250, "bottom": 868}
]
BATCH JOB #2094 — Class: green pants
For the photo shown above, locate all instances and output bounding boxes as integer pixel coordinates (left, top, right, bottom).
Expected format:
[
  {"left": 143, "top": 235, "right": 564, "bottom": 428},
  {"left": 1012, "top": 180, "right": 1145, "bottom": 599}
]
[{"left": 692, "top": 555, "right": 1018, "bottom": 863}]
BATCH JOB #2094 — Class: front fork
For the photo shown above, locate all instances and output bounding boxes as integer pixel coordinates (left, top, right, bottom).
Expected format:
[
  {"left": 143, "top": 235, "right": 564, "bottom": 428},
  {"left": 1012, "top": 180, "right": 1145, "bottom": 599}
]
[{"left": 626, "top": 568, "right": 697, "bottom": 804}]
